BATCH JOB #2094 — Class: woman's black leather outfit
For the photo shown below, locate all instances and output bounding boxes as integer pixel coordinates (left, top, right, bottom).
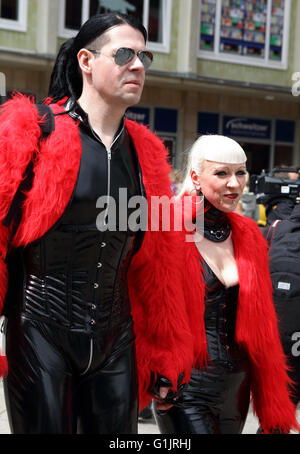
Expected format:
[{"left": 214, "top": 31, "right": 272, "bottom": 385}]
[
  {"left": 154, "top": 261, "right": 251, "bottom": 434},
  {"left": 3, "top": 101, "right": 143, "bottom": 434}
]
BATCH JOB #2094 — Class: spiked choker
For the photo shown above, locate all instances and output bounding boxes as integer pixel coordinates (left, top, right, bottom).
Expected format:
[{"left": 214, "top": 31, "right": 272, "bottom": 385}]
[{"left": 203, "top": 199, "right": 231, "bottom": 242}]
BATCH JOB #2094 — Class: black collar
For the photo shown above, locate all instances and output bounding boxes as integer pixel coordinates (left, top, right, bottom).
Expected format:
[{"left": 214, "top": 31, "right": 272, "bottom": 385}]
[
  {"left": 64, "top": 98, "right": 125, "bottom": 149},
  {"left": 203, "top": 199, "right": 231, "bottom": 242}
]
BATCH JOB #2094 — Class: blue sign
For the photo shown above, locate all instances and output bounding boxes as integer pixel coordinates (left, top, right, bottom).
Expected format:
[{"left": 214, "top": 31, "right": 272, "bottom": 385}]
[
  {"left": 223, "top": 116, "right": 271, "bottom": 140},
  {"left": 276, "top": 120, "right": 295, "bottom": 143},
  {"left": 154, "top": 108, "right": 178, "bottom": 133},
  {"left": 198, "top": 112, "right": 219, "bottom": 135},
  {"left": 126, "top": 106, "right": 150, "bottom": 125}
]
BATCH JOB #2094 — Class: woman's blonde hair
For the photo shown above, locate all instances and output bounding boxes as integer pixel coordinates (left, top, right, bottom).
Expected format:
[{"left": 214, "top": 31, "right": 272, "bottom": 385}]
[{"left": 178, "top": 135, "right": 247, "bottom": 197}]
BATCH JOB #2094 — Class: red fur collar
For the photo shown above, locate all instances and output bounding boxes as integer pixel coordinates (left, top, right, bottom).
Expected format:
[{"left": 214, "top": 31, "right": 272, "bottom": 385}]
[{"left": 0, "top": 96, "right": 172, "bottom": 246}]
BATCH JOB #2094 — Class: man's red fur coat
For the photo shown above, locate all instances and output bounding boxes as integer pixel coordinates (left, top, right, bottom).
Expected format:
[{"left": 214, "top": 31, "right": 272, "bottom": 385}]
[
  {"left": 0, "top": 94, "right": 194, "bottom": 408},
  {"left": 0, "top": 95, "right": 298, "bottom": 433}
]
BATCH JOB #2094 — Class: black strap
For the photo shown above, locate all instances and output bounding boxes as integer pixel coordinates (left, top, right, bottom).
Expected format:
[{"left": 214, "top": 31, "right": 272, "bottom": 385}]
[
  {"left": 266, "top": 219, "right": 283, "bottom": 246},
  {"left": 2, "top": 104, "right": 55, "bottom": 246},
  {"left": 36, "top": 104, "right": 55, "bottom": 136}
]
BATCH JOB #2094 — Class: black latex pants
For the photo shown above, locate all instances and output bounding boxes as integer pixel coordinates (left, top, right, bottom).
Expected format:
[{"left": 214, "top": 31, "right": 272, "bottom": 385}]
[
  {"left": 3, "top": 315, "right": 138, "bottom": 434},
  {"left": 154, "top": 360, "right": 250, "bottom": 434}
]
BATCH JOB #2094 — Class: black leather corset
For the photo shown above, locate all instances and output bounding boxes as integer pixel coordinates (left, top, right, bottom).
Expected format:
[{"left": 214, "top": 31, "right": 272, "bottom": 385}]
[
  {"left": 22, "top": 122, "right": 141, "bottom": 338},
  {"left": 202, "top": 261, "right": 247, "bottom": 367}
]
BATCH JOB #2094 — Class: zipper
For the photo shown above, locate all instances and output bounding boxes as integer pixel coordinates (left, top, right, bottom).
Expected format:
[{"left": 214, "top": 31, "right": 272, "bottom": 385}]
[
  {"left": 88, "top": 119, "right": 124, "bottom": 226},
  {"left": 80, "top": 338, "right": 93, "bottom": 376},
  {"left": 78, "top": 122, "right": 123, "bottom": 374},
  {"left": 105, "top": 147, "right": 111, "bottom": 226}
]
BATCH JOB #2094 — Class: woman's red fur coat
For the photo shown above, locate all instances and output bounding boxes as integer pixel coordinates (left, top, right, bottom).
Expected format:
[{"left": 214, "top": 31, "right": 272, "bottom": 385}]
[
  {"left": 0, "top": 95, "right": 298, "bottom": 433},
  {"left": 180, "top": 200, "right": 299, "bottom": 433}
]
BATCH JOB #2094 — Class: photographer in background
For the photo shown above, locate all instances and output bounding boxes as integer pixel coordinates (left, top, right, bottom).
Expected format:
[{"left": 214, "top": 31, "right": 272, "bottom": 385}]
[
  {"left": 263, "top": 167, "right": 299, "bottom": 230},
  {"left": 254, "top": 166, "right": 300, "bottom": 433},
  {"left": 256, "top": 187, "right": 300, "bottom": 434},
  {"left": 250, "top": 166, "right": 300, "bottom": 234}
]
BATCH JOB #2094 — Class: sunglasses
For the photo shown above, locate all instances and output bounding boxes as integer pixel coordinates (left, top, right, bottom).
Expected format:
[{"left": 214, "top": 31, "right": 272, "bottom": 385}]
[{"left": 87, "top": 47, "right": 153, "bottom": 70}]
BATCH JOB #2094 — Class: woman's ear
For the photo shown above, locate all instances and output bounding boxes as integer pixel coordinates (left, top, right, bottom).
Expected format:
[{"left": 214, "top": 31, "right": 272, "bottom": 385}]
[{"left": 191, "top": 170, "right": 201, "bottom": 190}]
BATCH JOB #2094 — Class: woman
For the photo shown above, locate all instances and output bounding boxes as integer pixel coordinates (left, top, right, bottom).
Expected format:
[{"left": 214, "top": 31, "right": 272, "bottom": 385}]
[
  {"left": 0, "top": 13, "right": 192, "bottom": 433},
  {"left": 153, "top": 135, "right": 299, "bottom": 434}
]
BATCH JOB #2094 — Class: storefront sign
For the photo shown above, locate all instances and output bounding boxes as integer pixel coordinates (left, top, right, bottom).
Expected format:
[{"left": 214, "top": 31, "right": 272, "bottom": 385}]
[
  {"left": 223, "top": 116, "right": 271, "bottom": 139},
  {"left": 126, "top": 106, "right": 150, "bottom": 125}
]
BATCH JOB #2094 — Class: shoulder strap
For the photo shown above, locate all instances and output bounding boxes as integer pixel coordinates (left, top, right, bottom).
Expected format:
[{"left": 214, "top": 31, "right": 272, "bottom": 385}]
[
  {"left": 35, "top": 104, "right": 55, "bottom": 136},
  {"left": 265, "top": 219, "right": 283, "bottom": 246},
  {"left": 2, "top": 104, "right": 55, "bottom": 245}
]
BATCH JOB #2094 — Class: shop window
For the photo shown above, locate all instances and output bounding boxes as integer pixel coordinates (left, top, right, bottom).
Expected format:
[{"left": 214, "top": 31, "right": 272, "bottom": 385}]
[
  {"left": 126, "top": 105, "right": 178, "bottom": 165},
  {"left": 126, "top": 106, "right": 150, "bottom": 125},
  {"left": 1, "top": 0, "right": 18, "bottom": 19},
  {"left": 159, "top": 135, "right": 176, "bottom": 165},
  {"left": 199, "top": 0, "right": 290, "bottom": 69},
  {"left": 154, "top": 107, "right": 178, "bottom": 165},
  {"left": 240, "top": 142, "right": 270, "bottom": 175},
  {"left": 274, "top": 145, "right": 294, "bottom": 167},
  {"left": 59, "top": 0, "right": 172, "bottom": 53},
  {"left": 0, "top": 0, "right": 27, "bottom": 31},
  {"left": 198, "top": 112, "right": 219, "bottom": 134}
]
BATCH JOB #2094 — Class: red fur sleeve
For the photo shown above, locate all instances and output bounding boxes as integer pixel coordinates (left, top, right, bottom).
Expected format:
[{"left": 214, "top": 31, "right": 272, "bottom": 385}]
[
  {"left": 0, "top": 225, "right": 9, "bottom": 376},
  {"left": 230, "top": 214, "right": 299, "bottom": 433},
  {"left": 128, "top": 228, "right": 194, "bottom": 410},
  {"left": 125, "top": 121, "right": 195, "bottom": 410},
  {"left": 0, "top": 93, "right": 41, "bottom": 377}
]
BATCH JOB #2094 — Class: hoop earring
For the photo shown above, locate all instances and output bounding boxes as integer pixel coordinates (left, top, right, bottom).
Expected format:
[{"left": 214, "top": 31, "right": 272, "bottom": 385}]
[
  {"left": 189, "top": 187, "right": 203, "bottom": 197},
  {"left": 189, "top": 188, "right": 204, "bottom": 205}
]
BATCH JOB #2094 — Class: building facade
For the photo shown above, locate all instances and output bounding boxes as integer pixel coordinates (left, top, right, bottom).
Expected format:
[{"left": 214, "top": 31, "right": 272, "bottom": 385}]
[{"left": 0, "top": 0, "right": 299, "bottom": 175}]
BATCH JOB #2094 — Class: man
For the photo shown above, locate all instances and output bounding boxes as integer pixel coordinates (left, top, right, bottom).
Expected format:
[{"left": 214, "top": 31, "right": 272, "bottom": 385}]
[
  {"left": 263, "top": 167, "right": 299, "bottom": 230},
  {"left": 257, "top": 201, "right": 300, "bottom": 433},
  {"left": 0, "top": 13, "right": 192, "bottom": 434}
]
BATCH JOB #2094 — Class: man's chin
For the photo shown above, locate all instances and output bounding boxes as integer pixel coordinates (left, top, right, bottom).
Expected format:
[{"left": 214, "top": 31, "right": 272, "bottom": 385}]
[{"left": 125, "top": 94, "right": 142, "bottom": 108}]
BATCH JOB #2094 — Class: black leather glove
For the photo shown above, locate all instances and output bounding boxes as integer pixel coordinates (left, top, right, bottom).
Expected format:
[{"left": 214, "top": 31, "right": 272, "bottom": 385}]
[{"left": 148, "top": 372, "right": 187, "bottom": 405}]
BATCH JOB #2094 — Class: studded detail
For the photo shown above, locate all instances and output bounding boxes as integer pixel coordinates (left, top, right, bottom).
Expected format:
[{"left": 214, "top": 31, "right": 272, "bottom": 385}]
[
  {"left": 97, "top": 262, "right": 102, "bottom": 268},
  {"left": 101, "top": 242, "right": 106, "bottom": 248},
  {"left": 94, "top": 283, "right": 99, "bottom": 289}
]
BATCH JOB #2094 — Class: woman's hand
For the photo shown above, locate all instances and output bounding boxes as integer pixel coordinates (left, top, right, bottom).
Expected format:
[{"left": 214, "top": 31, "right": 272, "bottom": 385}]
[
  {"left": 154, "top": 386, "right": 174, "bottom": 411},
  {"left": 151, "top": 373, "right": 186, "bottom": 410}
]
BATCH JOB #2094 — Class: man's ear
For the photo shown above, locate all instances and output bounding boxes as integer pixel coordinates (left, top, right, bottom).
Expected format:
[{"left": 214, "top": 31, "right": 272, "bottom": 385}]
[{"left": 77, "top": 48, "right": 94, "bottom": 75}]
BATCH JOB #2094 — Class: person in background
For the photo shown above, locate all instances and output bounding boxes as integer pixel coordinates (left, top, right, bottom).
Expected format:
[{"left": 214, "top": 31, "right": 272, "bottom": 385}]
[
  {"left": 256, "top": 202, "right": 300, "bottom": 434},
  {"left": 170, "top": 168, "right": 184, "bottom": 196},
  {"left": 263, "top": 166, "right": 299, "bottom": 230},
  {"left": 235, "top": 172, "right": 259, "bottom": 222}
]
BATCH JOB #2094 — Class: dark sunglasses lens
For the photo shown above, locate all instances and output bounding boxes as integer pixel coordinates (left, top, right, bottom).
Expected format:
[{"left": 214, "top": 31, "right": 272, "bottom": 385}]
[
  {"left": 114, "top": 48, "right": 153, "bottom": 70},
  {"left": 114, "top": 48, "right": 135, "bottom": 66},
  {"left": 139, "top": 51, "right": 153, "bottom": 70}
]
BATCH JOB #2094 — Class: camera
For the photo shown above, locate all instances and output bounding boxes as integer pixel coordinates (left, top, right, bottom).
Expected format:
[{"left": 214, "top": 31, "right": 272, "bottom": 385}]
[{"left": 250, "top": 168, "right": 300, "bottom": 205}]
